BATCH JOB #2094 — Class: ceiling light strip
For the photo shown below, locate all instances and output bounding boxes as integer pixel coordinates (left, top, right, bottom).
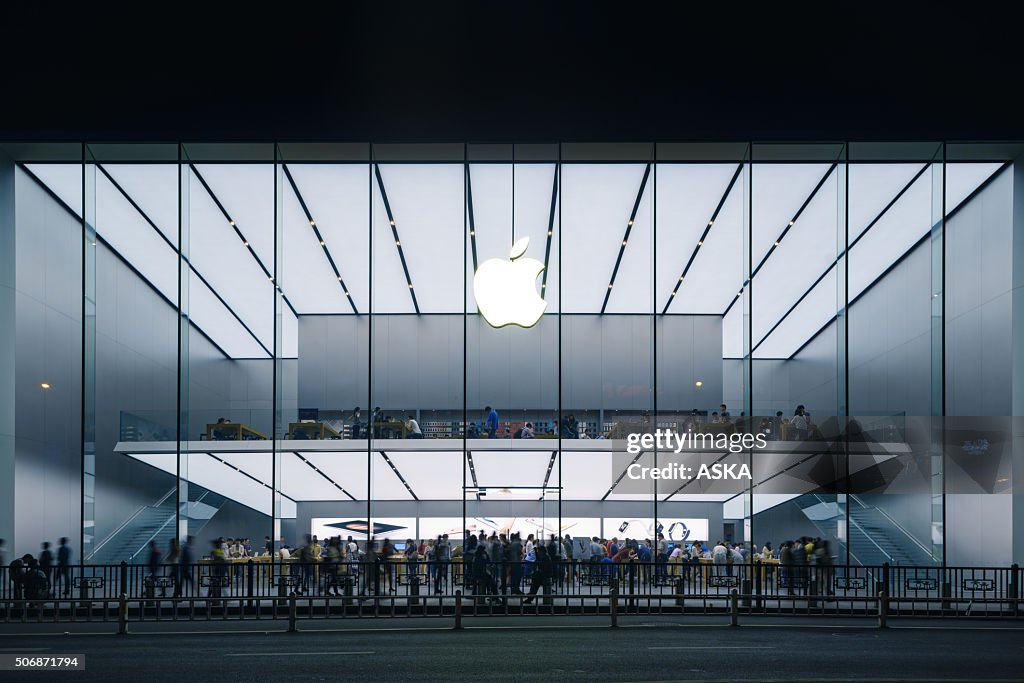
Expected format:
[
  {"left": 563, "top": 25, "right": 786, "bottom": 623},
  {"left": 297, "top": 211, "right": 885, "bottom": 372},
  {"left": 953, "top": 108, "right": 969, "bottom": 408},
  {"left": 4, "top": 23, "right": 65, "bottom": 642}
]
[
  {"left": 661, "top": 163, "right": 744, "bottom": 314},
  {"left": 721, "top": 162, "right": 838, "bottom": 318},
  {"left": 465, "top": 165, "right": 479, "bottom": 272},
  {"left": 295, "top": 452, "right": 357, "bottom": 501},
  {"left": 540, "top": 164, "right": 559, "bottom": 299},
  {"left": 281, "top": 164, "right": 360, "bottom": 315},
  {"left": 206, "top": 453, "right": 297, "bottom": 503},
  {"left": 465, "top": 450, "right": 481, "bottom": 501},
  {"left": 538, "top": 450, "right": 557, "bottom": 501},
  {"left": 373, "top": 164, "right": 420, "bottom": 314},
  {"left": 378, "top": 450, "right": 419, "bottom": 501},
  {"left": 97, "top": 163, "right": 273, "bottom": 358},
  {"left": 750, "top": 163, "right": 930, "bottom": 354},
  {"left": 189, "top": 164, "right": 300, "bottom": 318},
  {"left": 600, "top": 163, "right": 652, "bottom": 314},
  {"left": 786, "top": 161, "right": 1010, "bottom": 360}
]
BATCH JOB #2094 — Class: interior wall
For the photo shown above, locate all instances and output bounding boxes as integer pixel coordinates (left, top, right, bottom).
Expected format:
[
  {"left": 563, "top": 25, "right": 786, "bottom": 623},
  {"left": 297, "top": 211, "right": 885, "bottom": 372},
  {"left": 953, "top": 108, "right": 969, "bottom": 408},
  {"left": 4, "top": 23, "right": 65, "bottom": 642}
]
[
  {"left": 12, "top": 167, "right": 83, "bottom": 559},
  {"left": 0, "top": 155, "right": 15, "bottom": 552},
  {"left": 299, "top": 314, "right": 723, "bottom": 414}
]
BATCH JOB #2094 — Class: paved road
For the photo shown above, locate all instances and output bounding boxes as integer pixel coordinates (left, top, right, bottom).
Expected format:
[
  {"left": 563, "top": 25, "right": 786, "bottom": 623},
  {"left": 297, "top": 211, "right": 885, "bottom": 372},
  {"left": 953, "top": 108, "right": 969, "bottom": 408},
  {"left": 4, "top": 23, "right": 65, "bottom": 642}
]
[{"left": 1, "top": 617, "right": 1022, "bottom": 681}]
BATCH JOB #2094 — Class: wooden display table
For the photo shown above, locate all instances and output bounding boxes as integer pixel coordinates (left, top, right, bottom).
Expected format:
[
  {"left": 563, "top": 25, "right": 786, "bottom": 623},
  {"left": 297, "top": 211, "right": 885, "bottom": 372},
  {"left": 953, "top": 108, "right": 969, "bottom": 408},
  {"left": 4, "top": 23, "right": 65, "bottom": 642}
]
[{"left": 206, "top": 423, "right": 269, "bottom": 441}]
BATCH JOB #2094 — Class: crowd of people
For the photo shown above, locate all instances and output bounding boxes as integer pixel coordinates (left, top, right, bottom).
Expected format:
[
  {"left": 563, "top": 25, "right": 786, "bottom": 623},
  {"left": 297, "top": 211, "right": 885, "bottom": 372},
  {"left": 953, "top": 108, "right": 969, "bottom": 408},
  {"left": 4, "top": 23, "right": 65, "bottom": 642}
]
[{"left": 3, "top": 538, "right": 74, "bottom": 600}]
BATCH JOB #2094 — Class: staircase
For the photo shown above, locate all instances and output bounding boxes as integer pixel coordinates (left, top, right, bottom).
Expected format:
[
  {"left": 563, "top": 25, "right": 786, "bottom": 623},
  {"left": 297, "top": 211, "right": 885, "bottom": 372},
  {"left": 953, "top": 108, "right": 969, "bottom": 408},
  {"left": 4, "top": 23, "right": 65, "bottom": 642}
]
[
  {"left": 87, "top": 488, "right": 177, "bottom": 564},
  {"left": 87, "top": 488, "right": 225, "bottom": 564},
  {"left": 845, "top": 496, "right": 934, "bottom": 566},
  {"left": 785, "top": 493, "right": 935, "bottom": 567}
]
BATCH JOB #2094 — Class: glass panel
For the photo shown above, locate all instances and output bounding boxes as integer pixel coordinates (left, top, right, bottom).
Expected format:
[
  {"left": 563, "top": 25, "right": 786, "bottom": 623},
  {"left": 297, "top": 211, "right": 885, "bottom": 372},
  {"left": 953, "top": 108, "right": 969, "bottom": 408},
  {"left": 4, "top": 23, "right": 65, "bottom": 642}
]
[
  {"left": 181, "top": 144, "right": 276, "bottom": 570},
  {"left": 85, "top": 144, "right": 179, "bottom": 564}
]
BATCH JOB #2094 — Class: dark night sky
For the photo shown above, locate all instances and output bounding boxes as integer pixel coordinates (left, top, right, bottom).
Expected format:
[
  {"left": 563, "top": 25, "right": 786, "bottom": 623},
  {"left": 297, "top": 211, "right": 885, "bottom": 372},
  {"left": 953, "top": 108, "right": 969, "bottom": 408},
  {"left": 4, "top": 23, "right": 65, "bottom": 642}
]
[{"left": 3, "top": 4, "right": 1021, "bottom": 142}]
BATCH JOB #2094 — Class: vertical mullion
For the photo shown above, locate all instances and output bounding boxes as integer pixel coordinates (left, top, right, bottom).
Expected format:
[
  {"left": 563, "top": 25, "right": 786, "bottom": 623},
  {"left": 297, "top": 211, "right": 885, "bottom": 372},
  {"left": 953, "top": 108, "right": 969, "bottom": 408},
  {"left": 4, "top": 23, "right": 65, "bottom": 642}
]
[
  {"left": 462, "top": 144, "right": 468, "bottom": 551},
  {"left": 368, "top": 148, "right": 374, "bottom": 551}
]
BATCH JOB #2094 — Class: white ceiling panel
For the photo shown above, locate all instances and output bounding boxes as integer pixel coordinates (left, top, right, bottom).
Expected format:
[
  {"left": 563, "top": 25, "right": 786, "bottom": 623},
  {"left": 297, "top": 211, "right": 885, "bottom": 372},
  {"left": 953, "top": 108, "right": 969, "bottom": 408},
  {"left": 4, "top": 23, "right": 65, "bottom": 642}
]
[
  {"left": 946, "top": 163, "right": 1003, "bottom": 210},
  {"left": 515, "top": 164, "right": 560, "bottom": 309},
  {"left": 849, "top": 163, "right": 926, "bottom": 241},
  {"left": 187, "top": 171, "right": 275, "bottom": 349},
  {"left": 193, "top": 164, "right": 275, "bottom": 270},
  {"left": 281, "top": 453, "right": 351, "bottom": 501},
  {"left": 286, "top": 164, "right": 370, "bottom": 314},
  {"left": 751, "top": 163, "right": 831, "bottom": 263},
  {"left": 374, "top": 164, "right": 464, "bottom": 313},
  {"left": 604, "top": 180, "right": 653, "bottom": 313},
  {"left": 95, "top": 172, "right": 179, "bottom": 302},
  {"left": 560, "top": 451, "right": 615, "bottom": 500},
  {"left": 302, "top": 451, "right": 369, "bottom": 500},
  {"left": 561, "top": 164, "right": 649, "bottom": 312},
  {"left": 103, "top": 164, "right": 180, "bottom": 247},
  {"left": 24, "top": 163, "right": 82, "bottom": 215},
  {"left": 471, "top": 450, "right": 554, "bottom": 488},
  {"left": 754, "top": 265, "right": 837, "bottom": 358},
  {"left": 372, "top": 451, "right": 416, "bottom": 500},
  {"left": 751, "top": 170, "right": 838, "bottom": 342},
  {"left": 281, "top": 180, "right": 349, "bottom": 313},
  {"left": 385, "top": 450, "right": 464, "bottom": 500},
  {"left": 187, "top": 270, "right": 269, "bottom": 357},
  {"left": 672, "top": 185, "right": 744, "bottom": 313},
  {"left": 657, "top": 163, "right": 740, "bottom": 312},
  {"left": 848, "top": 172, "right": 931, "bottom": 299}
]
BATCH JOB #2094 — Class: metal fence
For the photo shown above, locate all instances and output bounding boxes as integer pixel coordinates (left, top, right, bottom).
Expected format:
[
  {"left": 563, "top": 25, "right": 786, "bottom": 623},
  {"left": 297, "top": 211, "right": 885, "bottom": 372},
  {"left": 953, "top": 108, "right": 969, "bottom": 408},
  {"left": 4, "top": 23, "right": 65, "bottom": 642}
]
[{"left": 1, "top": 561, "right": 1020, "bottom": 628}]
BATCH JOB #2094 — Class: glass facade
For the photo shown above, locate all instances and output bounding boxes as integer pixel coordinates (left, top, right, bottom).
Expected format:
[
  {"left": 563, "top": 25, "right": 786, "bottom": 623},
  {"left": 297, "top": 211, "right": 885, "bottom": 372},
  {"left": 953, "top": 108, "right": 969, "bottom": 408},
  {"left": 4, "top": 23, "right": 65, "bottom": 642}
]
[{"left": 1, "top": 141, "right": 1019, "bottom": 567}]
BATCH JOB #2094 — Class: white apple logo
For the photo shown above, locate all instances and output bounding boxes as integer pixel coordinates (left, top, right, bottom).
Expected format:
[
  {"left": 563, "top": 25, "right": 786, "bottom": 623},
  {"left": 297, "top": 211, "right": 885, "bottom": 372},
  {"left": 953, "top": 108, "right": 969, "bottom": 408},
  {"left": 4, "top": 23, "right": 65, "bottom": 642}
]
[{"left": 473, "top": 236, "right": 548, "bottom": 328}]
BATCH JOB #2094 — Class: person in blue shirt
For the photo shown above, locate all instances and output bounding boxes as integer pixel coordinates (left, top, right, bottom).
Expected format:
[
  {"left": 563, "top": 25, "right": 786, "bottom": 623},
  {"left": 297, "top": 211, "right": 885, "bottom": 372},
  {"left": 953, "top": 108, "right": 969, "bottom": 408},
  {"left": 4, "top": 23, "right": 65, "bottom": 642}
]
[{"left": 485, "top": 406, "right": 499, "bottom": 439}]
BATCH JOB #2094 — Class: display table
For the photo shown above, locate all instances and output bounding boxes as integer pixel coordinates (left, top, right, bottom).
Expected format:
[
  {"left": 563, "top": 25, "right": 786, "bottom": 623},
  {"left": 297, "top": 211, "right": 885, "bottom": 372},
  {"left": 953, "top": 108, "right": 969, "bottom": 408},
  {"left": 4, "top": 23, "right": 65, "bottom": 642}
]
[
  {"left": 205, "top": 423, "right": 269, "bottom": 441},
  {"left": 287, "top": 422, "right": 342, "bottom": 440}
]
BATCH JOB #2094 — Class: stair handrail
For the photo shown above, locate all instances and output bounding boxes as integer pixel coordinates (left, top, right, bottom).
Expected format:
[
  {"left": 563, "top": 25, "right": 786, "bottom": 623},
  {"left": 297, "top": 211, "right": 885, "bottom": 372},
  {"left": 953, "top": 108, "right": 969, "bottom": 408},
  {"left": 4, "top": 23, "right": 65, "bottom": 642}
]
[
  {"left": 850, "top": 494, "right": 932, "bottom": 559},
  {"left": 86, "top": 486, "right": 177, "bottom": 560},
  {"left": 847, "top": 514, "right": 896, "bottom": 564}
]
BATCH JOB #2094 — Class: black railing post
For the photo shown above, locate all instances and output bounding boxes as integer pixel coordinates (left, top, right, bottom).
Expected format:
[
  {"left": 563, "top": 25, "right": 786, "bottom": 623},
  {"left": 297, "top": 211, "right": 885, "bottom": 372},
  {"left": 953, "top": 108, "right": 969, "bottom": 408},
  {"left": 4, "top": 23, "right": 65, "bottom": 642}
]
[
  {"left": 610, "top": 585, "right": 618, "bottom": 627},
  {"left": 754, "top": 560, "right": 762, "bottom": 610},
  {"left": 454, "top": 589, "right": 463, "bottom": 629},
  {"left": 729, "top": 588, "right": 739, "bottom": 626},
  {"left": 118, "top": 592, "right": 128, "bottom": 635},
  {"left": 1009, "top": 564, "right": 1020, "bottom": 616},
  {"left": 878, "top": 590, "right": 888, "bottom": 628},
  {"left": 742, "top": 563, "right": 752, "bottom": 608},
  {"left": 287, "top": 591, "right": 297, "bottom": 633},
  {"left": 246, "top": 559, "right": 255, "bottom": 610},
  {"left": 119, "top": 561, "right": 128, "bottom": 598}
]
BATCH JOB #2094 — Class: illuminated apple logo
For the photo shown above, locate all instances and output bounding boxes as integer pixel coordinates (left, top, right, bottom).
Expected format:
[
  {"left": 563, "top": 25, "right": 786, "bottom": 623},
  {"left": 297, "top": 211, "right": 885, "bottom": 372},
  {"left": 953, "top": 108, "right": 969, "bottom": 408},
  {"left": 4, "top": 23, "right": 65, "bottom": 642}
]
[{"left": 473, "top": 236, "right": 547, "bottom": 328}]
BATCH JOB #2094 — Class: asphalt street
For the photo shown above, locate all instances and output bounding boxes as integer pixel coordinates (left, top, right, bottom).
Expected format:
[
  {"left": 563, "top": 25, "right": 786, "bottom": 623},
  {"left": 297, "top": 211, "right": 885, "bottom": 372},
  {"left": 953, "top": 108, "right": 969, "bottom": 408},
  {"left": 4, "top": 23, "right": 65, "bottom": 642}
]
[{"left": 0, "top": 616, "right": 1022, "bottom": 681}]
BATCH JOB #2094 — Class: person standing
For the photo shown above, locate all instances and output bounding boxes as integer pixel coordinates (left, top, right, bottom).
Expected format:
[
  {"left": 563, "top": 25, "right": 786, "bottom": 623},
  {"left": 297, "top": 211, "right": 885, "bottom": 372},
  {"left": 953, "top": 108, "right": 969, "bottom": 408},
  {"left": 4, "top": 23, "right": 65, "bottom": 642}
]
[
  {"left": 176, "top": 536, "right": 194, "bottom": 598},
  {"left": 485, "top": 406, "right": 499, "bottom": 439},
  {"left": 56, "top": 537, "right": 72, "bottom": 597},
  {"left": 38, "top": 542, "right": 54, "bottom": 586},
  {"left": 522, "top": 546, "right": 553, "bottom": 604},
  {"left": 435, "top": 534, "right": 451, "bottom": 594}
]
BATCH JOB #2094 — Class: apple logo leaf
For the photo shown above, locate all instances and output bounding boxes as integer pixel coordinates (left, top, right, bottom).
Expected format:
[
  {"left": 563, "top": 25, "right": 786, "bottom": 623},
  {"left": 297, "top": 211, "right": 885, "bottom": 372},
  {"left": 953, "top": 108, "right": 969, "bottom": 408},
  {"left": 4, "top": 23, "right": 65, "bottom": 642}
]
[{"left": 509, "top": 236, "right": 530, "bottom": 260}]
